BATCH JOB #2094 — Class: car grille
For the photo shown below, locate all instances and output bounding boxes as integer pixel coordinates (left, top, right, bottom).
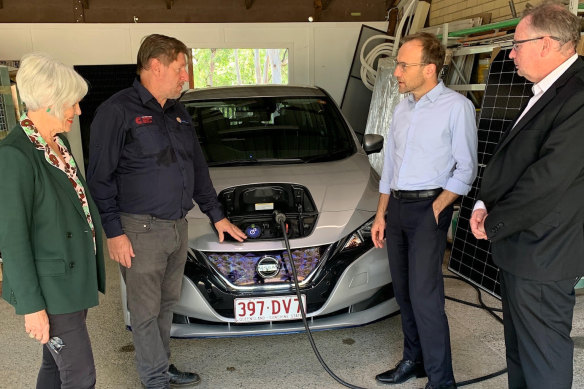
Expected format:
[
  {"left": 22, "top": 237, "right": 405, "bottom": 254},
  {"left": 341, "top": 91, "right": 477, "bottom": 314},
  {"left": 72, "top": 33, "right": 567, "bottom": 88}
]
[
  {"left": 185, "top": 242, "right": 373, "bottom": 318},
  {"left": 205, "top": 247, "right": 323, "bottom": 287}
]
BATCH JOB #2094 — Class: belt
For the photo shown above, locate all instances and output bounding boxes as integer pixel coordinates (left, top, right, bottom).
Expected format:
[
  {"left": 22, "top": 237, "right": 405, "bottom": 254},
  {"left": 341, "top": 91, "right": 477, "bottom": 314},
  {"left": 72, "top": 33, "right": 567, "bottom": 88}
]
[
  {"left": 390, "top": 188, "right": 442, "bottom": 200},
  {"left": 120, "top": 213, "right": 182, "bottom": 224}
]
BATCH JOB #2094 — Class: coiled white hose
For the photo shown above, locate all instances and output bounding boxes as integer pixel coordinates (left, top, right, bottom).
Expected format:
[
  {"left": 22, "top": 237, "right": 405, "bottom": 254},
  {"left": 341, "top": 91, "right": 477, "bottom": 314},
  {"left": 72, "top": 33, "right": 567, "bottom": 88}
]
[
  {"left": 359, "top": 0, "right": 418, "bottom": 90},
  {"left": 359, "top": 34, "right": 399, "bottom": 90}
]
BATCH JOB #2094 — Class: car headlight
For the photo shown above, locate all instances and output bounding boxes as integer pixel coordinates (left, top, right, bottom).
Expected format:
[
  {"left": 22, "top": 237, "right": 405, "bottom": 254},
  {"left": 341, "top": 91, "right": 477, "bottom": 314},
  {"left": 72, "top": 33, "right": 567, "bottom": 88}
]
[{"left": 341, "top": 217, "right": 374, "bottom": 251}]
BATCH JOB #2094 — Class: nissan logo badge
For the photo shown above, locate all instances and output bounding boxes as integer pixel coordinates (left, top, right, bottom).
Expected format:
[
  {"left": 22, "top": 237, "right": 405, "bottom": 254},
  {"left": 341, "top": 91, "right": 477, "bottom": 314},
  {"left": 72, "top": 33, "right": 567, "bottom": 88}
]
[{"left": 256, "top": 256, "right": 280, "bottom": 279}]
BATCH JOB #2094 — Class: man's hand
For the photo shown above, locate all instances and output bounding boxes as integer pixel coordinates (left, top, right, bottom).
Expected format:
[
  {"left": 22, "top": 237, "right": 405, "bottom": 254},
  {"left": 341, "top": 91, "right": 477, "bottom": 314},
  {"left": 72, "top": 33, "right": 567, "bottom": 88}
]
[
  {"left": 25, "top": 309, "right": 50, "bottom": 344},
  {"left": 215, "top": 218, "right": 247, "bottom": 242},
  {"left": 371, "top": 193, "right": 390, "bottom": 249},
  {"left": 432, "top": 202, "right": 442, "bottom": 224},
  {"left": 470, "top": 209, "right": 488, "bottom": 240},
  {"left": 107, "top": 234, "right": 135, "bottom": 268},
  {"left": 432, "top": 190, "right": 459, "bottom": 224},
  {"left": 371, "top": 215, "right": 386, "bottom": 248}
]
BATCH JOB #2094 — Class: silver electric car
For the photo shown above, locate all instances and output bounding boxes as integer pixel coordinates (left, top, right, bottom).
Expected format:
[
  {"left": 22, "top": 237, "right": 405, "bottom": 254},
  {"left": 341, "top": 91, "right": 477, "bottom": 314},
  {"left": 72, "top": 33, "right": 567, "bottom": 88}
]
[{"left": 120, "top": 85, "right": 398, "bottom": 337}]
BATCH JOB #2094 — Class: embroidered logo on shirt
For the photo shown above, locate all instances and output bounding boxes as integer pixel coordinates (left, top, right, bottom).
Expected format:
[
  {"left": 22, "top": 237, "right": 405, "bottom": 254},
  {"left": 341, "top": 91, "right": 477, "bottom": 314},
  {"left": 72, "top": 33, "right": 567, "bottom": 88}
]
[{"left": 135, "top": 116, "right": 153, "bottom": 124}]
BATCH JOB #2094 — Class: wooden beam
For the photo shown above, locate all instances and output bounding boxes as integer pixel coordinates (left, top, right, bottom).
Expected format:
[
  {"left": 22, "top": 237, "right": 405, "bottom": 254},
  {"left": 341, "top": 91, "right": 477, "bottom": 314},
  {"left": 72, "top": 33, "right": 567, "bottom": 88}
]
[
  {"left": 314, "top": 0, "right": 333, "bottom": 21},
  {"left": 73, "top": 0, "right": 85, "bottom": 22},
  {"left": 314, "top": 0, "right": 322, "bottom": 21},
  {"left": 245, "top": 0, "right": 254, "bottom": 10},
  {"left": 166, "top": 0, "right": 174, "bottom": 10},
  {"left": 386, "top": 7, "right": 398, "bottom": 36}
]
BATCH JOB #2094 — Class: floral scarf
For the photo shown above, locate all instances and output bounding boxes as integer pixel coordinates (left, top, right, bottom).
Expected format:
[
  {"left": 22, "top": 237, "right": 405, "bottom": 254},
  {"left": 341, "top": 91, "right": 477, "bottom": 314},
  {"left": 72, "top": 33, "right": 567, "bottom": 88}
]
[{"left": 20, "top": 114, "right": 96, "bottom": 253}]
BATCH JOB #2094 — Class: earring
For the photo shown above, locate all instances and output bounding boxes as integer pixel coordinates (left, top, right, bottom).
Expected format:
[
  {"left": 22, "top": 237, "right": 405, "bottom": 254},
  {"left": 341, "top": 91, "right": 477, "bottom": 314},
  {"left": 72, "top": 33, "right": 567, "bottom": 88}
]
[{"left": 46, "top": 107, "right": 51, "bottom": 112}]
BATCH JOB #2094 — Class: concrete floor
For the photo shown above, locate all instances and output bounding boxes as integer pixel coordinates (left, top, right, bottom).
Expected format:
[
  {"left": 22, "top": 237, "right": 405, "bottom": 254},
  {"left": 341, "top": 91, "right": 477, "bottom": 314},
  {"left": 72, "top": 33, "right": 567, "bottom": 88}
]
[{"left": 1, "top": 250, "right": 584, "bottom": 389}]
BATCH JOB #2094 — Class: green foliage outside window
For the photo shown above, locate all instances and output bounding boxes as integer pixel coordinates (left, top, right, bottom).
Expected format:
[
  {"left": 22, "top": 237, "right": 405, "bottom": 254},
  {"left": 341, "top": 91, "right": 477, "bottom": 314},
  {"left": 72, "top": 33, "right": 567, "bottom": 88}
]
[{"left": 192, "top": 48, "right": 289, "bottom": 88}]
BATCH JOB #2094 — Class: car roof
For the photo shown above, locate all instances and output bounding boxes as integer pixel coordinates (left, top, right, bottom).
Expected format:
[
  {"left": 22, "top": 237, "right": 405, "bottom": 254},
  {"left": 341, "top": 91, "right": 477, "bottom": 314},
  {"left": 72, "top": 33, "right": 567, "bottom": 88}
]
[{"left": 181, "top": 85, "right": 328, "bottom": 101}]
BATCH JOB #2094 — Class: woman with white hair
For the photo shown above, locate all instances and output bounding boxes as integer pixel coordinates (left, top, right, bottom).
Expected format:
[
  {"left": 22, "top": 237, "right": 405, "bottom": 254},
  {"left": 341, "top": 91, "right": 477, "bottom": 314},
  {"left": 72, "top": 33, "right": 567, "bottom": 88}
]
[{"left": 0, "top": 53, "right": 105, "bottom": 389}]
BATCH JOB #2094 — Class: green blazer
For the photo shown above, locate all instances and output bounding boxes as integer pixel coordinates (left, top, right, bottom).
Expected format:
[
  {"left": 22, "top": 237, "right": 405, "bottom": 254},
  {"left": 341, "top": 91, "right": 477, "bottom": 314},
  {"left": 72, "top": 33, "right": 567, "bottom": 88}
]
[{"left": 0, "top": 125, "right": 105, "bottom": 315}]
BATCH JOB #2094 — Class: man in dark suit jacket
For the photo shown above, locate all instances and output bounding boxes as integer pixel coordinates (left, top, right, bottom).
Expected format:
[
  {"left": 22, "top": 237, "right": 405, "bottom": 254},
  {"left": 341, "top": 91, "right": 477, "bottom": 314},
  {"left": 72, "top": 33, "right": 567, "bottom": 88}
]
[{"left": 470, "top": 3, "right": 584, "bottom": 389}]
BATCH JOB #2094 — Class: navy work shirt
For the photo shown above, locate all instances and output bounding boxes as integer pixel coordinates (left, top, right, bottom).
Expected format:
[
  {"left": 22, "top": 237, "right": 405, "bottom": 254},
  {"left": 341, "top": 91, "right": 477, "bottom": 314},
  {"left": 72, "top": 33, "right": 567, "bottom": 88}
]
[{"left": 87, "top": 79, "right": 224, "bottom": 238}]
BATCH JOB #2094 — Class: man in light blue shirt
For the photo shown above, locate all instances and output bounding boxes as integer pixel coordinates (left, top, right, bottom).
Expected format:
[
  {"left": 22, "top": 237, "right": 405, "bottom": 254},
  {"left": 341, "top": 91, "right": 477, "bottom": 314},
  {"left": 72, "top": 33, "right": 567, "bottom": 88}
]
[{"left": 371, "top": 32, "right": 477, "bottom": 389}]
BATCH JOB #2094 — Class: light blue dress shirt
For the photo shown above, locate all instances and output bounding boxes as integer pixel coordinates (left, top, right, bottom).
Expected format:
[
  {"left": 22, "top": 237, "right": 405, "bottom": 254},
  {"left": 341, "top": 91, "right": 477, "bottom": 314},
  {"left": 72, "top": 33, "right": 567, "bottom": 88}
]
[{"left": 379, "top": 81, "right": 478, "bottom": 196}]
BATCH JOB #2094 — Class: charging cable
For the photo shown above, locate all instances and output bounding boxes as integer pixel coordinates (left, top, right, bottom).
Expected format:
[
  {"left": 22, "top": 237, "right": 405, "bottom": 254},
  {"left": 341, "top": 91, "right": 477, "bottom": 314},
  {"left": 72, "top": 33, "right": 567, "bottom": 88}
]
[
  {"left": 276, "top": 211, "right": 366, "bottom": 389},
  {"left": 275, "top": 211, "right": 507, "bottom": 388},
  {"left": 443, "top": 275, "right": 507, "bottom": 386}
]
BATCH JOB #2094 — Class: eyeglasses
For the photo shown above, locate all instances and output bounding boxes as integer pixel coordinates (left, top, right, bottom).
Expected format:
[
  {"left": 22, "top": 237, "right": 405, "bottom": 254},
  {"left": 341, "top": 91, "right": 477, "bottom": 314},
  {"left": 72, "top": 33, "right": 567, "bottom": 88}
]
[
  {"left": 511, "top": 36, "right": 561, "bottom": 51},
  {"left": 395, "top": 61, "right": 428, "bottom": 71}
]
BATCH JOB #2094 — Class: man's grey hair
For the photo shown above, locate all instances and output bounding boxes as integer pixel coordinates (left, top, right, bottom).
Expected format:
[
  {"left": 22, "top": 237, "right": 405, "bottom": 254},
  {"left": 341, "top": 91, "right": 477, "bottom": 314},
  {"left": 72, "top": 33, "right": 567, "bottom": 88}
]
[
  {"left": 16, "top": 53, "right": 88, "bottom": 120},
  {"left": 524, "top": 1, "right": 581, "bottom": 51}
]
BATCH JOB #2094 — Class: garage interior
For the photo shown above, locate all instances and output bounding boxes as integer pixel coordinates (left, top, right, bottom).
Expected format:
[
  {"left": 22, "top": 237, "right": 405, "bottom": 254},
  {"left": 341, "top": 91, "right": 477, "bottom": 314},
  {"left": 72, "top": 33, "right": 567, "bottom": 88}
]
[{"left": 2, "top": 0, "right": 584, "bottom": 388}]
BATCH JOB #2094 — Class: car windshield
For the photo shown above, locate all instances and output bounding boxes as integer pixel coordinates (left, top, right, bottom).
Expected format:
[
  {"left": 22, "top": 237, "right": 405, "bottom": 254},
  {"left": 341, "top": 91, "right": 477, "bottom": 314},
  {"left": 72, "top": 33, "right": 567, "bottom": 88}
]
[{"left": 184, "top": 95, "right": 356, "bottom": 166}]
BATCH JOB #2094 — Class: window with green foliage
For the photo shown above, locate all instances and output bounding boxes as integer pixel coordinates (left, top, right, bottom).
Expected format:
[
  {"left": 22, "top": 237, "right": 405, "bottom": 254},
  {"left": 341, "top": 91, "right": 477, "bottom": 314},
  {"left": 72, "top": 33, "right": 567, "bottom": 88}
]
[{"left": 192, "top": 48, "right": 289, "bottom": 88}]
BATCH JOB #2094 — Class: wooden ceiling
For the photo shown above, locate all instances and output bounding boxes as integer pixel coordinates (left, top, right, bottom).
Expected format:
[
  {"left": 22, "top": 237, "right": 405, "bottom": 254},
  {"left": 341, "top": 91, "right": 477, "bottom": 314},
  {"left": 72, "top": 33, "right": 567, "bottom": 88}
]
[{"left": 0, "top": 0, "right": 392, "bottom": 23}]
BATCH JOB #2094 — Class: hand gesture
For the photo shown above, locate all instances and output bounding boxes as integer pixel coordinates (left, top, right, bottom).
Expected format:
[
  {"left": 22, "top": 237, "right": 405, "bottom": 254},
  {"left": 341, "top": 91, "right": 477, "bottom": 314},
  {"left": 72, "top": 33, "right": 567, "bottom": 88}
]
[
  {"left": 214, "top": 218, "right": 247, "bottom": 242},
  {"left": 470, "top": 209, "right": 488, "bottom": 240}
]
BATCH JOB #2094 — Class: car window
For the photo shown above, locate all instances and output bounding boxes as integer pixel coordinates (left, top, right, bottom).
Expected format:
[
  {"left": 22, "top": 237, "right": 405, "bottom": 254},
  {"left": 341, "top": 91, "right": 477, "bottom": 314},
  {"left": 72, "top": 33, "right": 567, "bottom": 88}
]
[{"left": 184, "top": 96, "right": 356, "bottom": 165}]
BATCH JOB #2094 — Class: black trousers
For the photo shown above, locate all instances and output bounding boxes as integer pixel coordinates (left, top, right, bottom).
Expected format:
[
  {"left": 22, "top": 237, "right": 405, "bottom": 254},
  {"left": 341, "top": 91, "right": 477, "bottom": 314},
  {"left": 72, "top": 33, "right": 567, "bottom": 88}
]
[
  {"left": 36, "top": 309, "right": 96, "bottom": 389},
  {"left": 385, "top": 194, "right": 454, "bottom": 386},
  {"left": 500, "top": 270, "right": 575, "bottom": 389}
]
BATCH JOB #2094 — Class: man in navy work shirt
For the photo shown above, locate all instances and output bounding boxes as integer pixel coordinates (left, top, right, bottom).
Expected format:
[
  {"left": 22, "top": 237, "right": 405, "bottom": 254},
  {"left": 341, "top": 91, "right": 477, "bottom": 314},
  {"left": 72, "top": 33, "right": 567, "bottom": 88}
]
[
  {"left": 87, "top": 34, "right": 246, "bottom": 388},
  {"left": 371, "top": 32, "right": 478, "bottom": 389}
]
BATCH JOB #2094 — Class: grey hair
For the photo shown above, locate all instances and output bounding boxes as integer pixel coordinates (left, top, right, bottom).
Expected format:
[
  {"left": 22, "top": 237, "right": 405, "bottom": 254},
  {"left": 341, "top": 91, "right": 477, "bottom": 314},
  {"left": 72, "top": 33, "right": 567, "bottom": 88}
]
[
  {"left": 16, "top": 53, "right": 88, "bottom": 120},
  {"left": 524, "top": 1, "right": 581, "bottom": 51}
]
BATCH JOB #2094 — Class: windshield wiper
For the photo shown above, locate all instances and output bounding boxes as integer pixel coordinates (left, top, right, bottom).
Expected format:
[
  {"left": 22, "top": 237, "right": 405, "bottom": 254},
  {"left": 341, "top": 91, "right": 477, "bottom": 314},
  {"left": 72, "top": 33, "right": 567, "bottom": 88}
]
[{"left": 208, "top": 158, "right": 304, "bottom": 167}]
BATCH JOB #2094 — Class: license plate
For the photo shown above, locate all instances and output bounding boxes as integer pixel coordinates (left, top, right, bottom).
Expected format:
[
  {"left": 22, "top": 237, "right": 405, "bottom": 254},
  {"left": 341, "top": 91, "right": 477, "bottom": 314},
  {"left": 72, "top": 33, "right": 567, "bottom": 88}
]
[{"left": 234, "top": 295, "right": 306, "bottom": 323}]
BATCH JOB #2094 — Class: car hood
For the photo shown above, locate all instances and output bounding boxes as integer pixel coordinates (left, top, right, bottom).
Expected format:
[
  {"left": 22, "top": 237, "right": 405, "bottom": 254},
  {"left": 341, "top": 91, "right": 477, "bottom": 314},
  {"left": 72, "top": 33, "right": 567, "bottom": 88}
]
[{"left": 187, "top": 152, "right": 379, "bottom": 250}]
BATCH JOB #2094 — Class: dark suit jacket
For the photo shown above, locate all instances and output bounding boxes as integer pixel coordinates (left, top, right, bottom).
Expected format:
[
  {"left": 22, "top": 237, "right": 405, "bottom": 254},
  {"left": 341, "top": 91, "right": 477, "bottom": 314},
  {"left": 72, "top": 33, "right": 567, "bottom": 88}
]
[
  {"left": 480, "top": 57, "right": 584, "bottom": 281},
  {"left": 0, "top": 126, "right": 105, "bottom": 315}
]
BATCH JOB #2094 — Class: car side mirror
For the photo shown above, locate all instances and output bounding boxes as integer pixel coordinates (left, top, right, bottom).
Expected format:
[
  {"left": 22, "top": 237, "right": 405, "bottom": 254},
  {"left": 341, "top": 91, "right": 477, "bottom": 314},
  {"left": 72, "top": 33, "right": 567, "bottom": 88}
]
[{"left": 362, "top": 134, "right": 383, "bottom": 155}]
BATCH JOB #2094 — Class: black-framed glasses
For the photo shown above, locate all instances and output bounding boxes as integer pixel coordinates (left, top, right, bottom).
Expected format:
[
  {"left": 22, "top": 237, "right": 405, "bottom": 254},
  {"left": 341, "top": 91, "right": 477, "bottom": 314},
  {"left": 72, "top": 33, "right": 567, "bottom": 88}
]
[
  {"left": 395, "top": 61, "right": 428, "bottom": 71},
  {"left": 511, "top": 36, "right": 561, "bottom": 51}
]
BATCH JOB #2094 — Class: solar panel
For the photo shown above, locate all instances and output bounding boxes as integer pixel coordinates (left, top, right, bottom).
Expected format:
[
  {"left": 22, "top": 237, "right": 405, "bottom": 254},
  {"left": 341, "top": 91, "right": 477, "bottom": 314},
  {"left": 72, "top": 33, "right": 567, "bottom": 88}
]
[
  {"left": 448, "top": 48, "right": 533, "bottom": 298},
  {"left": 74, "top": 64, "right": 136, "bottom": 170}
]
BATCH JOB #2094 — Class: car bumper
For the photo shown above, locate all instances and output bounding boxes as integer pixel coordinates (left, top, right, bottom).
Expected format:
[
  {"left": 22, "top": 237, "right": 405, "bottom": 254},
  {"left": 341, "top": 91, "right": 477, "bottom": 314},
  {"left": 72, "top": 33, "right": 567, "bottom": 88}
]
[{"left": 169, "top": 246, "right": 397, "bottom": 338}]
